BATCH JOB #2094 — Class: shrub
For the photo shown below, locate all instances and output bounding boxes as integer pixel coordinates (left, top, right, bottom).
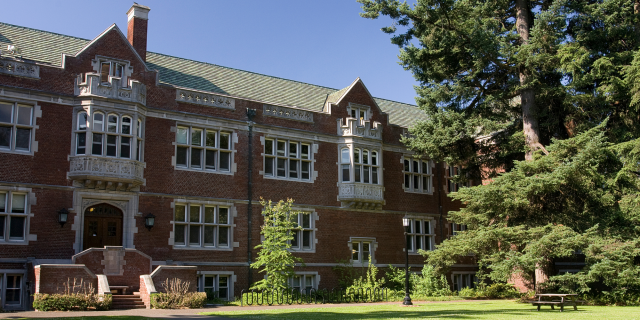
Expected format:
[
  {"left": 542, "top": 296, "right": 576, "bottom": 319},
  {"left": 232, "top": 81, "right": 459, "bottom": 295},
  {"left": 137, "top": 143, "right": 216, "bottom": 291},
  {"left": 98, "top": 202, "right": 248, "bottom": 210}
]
[
  {"left": 150, "top": 278, "right": 206, "bottom": 309},
  {"left": 348, "top": 256, "right": 385, "bottom": 292},
  {"left": 477, "top": 283, "right": 520, "bottom": 299},
  {"left": 32, "top": 293, "right": 111, "bottom": 311},
  {"left": 411, "top": 265, "right": 452, "bottom": 297},
  {"left": 32, "top": 278, "right": 111, "bottom": 311},
  {"left": 384, "top": 265, "right": 409, "bottom": 291}
]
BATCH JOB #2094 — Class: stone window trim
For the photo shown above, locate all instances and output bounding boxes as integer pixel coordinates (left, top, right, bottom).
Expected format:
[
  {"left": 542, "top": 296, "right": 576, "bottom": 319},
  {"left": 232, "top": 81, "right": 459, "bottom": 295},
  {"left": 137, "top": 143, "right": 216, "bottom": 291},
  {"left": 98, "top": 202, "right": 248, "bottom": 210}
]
[
  {"left": 289, "top": 271, "right": 320, "bottom": 294},
  {"left": 289, "top": 208, "right": 318, "bottom": 253},
  {"left": 0, "top": 271, "right": 26, "bottom": 310},
  {"left": 451, "top": 272, "right": 478, "bottom": 291},
  {"left": 346, "top": 103, "right": 371, "bottom": 125},
  {"left": 404, "top": 216, "right": 436, "bottom": 255},
  {"left": 401, "top": 156, "right": 434, "bottom": 195},
  {"left": 0, "top": 100, "right": 41, "bottom": 156},
  {"left": 0, "top": 186, "right": 36, "bottom": 246},
  {"left": 169, "top": 200, "right": 238, "bottom": 251},
  {"left": 90, "top": 55, "right": 133, "bottom": 87},
  {"left": 259, "top": 135, "right": 319, "bottom": 183},
  {"left": 71, "top": 107, "right": 145, "bottom": 162},
  {"left": 347, "top": 237, "right": 378, "bottom": 267},
  {"left": 171, "top": 124, "right": 237, "bottom": 175},
  {"left": 445, "top": 164, "right": 472, "bottom": 193},
  {"left": 338, "top": 144, "right": 382, "bottom": 185},
  {"left": 197, "top": 271, "right": 236, "bottom": 301}
]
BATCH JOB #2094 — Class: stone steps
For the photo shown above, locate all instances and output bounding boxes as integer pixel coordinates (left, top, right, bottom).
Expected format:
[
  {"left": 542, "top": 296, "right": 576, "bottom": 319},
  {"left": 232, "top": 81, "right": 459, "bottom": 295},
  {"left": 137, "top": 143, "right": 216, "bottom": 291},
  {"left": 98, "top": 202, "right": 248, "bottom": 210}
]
[{"left": 111, "top": 294, "right": 145, "bottom": 309}]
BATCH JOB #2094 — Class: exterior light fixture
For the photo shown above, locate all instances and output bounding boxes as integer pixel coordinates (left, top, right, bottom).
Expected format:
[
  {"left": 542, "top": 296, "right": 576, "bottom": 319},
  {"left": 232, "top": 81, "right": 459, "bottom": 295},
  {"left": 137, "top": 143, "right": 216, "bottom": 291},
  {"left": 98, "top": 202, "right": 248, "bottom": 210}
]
[
  {"left": 144, "top": 213, "right": 156, "bottom": 231},
  {"left": 58, "top": 208, "right": 69, "bottom": 228},
  {"left": 402, "top": 216, "right": 413, "bottom": 306}
]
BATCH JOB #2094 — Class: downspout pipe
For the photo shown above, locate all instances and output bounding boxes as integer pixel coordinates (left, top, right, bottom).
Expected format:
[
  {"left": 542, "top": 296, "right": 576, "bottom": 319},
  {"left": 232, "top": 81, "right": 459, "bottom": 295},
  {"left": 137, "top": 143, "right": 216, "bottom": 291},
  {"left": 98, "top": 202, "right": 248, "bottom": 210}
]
[{"left": 246, "top": 108, "right": 256, "bottom": 288}]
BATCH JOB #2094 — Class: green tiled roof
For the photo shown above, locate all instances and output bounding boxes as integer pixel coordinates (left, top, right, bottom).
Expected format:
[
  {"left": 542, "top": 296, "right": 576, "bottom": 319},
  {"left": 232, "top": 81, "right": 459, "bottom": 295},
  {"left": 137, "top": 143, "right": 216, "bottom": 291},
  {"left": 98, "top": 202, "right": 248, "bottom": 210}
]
[
  {"left": 0, "top": 22, "right": 426, "bottom": 127},
  {"left": 0, "top": 22, "right": 89, "bottom": 66}
]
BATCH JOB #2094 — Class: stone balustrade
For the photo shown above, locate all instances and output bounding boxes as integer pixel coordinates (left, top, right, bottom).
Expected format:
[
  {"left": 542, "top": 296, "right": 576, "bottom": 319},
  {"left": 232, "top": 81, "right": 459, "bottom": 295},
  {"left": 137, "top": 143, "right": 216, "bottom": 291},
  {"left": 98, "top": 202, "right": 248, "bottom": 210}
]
[
  {"left": 338, "top": 182, "right": 384, "bottom": 210},
  {"left": 68, "top": 156, "right": 145, "bottom": 190}
]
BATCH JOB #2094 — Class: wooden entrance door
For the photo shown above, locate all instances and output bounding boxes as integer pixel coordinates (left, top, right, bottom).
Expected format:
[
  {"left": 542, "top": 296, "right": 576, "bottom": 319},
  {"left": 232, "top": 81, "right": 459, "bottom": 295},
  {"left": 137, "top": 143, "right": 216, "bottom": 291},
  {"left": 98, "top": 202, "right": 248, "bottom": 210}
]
[{"left": 83, "top": 204, "right": 123, "bottom": 250}]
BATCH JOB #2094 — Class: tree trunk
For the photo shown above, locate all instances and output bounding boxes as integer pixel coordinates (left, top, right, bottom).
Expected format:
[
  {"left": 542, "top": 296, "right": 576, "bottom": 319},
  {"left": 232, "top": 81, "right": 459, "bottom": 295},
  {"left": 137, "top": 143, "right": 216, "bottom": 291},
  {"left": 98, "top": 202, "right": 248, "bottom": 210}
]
[{"left": 516, "top": 0, "right": 541, "bottom": 161}]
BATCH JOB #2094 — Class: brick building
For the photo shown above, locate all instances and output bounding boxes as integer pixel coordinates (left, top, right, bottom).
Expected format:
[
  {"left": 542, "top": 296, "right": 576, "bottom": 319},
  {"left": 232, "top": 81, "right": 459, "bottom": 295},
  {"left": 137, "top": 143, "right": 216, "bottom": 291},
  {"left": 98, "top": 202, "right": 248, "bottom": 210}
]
[{"left": 0, "top": 4, "right": 476, "bottom": 310}]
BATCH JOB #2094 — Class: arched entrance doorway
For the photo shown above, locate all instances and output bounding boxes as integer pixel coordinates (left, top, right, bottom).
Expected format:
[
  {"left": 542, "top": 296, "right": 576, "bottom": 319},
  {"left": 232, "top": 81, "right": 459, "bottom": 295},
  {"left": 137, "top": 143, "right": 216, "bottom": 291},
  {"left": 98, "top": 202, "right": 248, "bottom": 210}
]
[{"left": 83, "top": 203, "right": 123, "bottom": 250}]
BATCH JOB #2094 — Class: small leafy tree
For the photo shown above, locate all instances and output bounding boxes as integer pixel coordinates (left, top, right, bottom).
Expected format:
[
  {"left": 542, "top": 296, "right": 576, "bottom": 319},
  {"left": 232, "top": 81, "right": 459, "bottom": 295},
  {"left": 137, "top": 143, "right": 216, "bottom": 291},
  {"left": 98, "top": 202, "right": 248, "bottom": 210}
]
[{"left": 250, "top": 198, "right": 303, "bottom": 291}]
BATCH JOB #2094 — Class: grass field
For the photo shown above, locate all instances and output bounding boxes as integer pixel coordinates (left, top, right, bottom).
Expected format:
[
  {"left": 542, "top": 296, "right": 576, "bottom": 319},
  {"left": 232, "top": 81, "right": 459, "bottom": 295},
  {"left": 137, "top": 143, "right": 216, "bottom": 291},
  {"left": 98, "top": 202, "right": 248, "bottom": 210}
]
[{"left": 200, "top": 300, "right": 640, "bottom": 320}]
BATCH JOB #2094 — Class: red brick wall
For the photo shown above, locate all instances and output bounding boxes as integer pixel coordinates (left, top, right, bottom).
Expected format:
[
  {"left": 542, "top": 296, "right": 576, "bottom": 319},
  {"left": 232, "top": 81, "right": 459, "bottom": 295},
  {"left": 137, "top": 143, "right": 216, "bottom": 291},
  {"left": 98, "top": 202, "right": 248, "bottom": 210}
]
[
  {"left": 73, "top": 248, "right": 152, "bottom": 292},
  {"left": 35, "top": 265, "right": 97, "bottom": 294},
  {"left": 150, "top": 266, "right": 198, "bottom": 293},
  {"left": 0, "top": 9, "right": 476, "bottom": 305}
]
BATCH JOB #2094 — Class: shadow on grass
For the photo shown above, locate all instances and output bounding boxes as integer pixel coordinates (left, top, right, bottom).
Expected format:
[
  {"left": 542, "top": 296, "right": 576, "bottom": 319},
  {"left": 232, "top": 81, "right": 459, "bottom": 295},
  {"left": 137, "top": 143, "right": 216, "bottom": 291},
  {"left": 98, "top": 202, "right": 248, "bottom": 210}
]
[{"left": 205, "top": 307, "right": 586, "bottom": 320}]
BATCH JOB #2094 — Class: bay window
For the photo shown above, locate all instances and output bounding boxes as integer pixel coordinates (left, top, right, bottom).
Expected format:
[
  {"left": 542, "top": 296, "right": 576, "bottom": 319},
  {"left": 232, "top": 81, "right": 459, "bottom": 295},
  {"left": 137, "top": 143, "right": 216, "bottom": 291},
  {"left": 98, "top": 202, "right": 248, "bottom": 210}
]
[
  {"left": 75, "top": 110, "right": 143, "bottom": 160},
  {"left": 340, "top": 147, "right": 380, "bottom": 184}
]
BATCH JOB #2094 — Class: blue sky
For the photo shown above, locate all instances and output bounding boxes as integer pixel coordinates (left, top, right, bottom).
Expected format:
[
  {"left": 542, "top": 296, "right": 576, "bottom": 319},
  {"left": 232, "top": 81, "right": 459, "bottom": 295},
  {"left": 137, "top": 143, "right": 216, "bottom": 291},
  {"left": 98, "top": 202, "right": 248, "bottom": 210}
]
[{"left": 0, "top": 0, "right": 419, "bottom": 105}]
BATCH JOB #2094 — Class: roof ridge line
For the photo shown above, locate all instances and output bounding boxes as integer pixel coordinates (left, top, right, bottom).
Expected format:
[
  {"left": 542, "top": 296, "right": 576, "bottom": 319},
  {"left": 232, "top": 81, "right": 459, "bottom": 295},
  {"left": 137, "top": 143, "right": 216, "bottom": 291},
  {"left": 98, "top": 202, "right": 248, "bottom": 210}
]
[
  {"left": 373, "top": 96, "right": 417, "bottom": 107},
  {"left": 0, "top": 21, "right": 91, "bottom": 42}
]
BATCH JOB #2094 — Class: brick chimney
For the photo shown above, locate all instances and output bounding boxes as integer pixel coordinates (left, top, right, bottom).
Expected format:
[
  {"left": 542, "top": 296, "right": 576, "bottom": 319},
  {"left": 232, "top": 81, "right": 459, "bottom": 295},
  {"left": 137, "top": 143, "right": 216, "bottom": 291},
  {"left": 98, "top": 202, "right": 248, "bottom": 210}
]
[{"left": 126, "top": 3, "right": 150, "bottom": 61}]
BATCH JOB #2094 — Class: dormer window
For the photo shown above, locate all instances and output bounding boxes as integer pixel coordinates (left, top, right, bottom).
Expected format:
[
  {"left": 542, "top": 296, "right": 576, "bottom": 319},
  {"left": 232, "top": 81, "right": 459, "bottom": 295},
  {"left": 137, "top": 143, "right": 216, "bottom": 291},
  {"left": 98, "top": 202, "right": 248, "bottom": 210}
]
[
  {"left": 350, "top": 108, "right": 367, "bottom": 125},
  {"left": 100, "top": 61, "right": 125, "bottom": 83}
]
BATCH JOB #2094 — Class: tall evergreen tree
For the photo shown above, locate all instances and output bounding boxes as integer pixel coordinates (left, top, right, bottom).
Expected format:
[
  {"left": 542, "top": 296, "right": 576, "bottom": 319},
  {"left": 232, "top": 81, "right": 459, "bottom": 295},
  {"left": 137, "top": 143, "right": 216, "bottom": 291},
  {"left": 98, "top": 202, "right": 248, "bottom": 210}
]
[
  {"left": 359, "top": 0, "right": 640, "bottom": 177},
  {"left": 360, "top": 0, "right": 640, "bottom": 298}
]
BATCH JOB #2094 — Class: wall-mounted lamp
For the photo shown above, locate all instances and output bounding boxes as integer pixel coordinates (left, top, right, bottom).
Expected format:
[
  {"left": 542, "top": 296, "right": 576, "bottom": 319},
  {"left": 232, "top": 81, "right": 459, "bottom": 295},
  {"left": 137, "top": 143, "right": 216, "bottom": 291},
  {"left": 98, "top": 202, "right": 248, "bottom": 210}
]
[
  {"left": 144, "top": 213, "right": 155, "bottom": 231},
  {"left": 58, "top": 208, "right": 69, "bottom": 228}
]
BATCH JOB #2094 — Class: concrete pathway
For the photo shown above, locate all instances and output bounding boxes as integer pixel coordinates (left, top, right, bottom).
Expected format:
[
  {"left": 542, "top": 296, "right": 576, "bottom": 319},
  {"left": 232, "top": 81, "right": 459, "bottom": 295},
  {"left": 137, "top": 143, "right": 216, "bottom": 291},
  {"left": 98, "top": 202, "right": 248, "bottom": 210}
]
[{"left": 0, "top": 300, "right": 468, "bottom": 319}]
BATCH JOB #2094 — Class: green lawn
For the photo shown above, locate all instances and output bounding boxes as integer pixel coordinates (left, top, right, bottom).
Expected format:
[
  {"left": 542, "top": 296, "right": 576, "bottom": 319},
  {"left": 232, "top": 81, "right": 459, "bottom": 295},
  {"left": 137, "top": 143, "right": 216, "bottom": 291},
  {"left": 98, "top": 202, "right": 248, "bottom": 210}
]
[{"left": 200, "top": 300, "right": 640, "bottom": 320}]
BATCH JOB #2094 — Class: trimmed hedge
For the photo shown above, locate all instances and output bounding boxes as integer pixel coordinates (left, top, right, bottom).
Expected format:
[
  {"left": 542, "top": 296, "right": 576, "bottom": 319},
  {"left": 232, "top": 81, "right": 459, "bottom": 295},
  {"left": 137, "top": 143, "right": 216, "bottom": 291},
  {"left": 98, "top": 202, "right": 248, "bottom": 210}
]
[{"left": 32, "top": 293, "right": 112, "bottom": 311}]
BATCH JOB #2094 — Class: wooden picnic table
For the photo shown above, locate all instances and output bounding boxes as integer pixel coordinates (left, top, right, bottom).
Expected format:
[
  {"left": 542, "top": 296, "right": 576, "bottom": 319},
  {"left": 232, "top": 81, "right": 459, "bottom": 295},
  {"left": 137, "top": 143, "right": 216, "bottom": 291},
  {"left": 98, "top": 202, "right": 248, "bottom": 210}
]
[{"left": 532, "top": 293, "right": 582, "bottom": 312}]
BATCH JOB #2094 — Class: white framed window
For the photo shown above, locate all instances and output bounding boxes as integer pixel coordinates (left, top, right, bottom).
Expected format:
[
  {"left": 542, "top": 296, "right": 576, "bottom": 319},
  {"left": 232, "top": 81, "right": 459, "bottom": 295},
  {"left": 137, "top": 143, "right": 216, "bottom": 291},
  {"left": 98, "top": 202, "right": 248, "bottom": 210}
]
[
  {"left": 173, "top": 204, "right": 232, "bottom": 249},
  {"left": 100, "top": 61, "right": 125, "bottom": 83},
  {"left": 0, "top": 101, "right": 34, "bottom": 153},
  {"left": 289, "top": 273, "right": 318, "bottom": 294},
  {"left": 349, "top": 107, "right": 367, "bottom": 125},
  {"left": 450, "top": 223, "right": 467, "bottom": 236},
  {"left": 200, "top": 274, "right": 232, "bottom": 301},
  {"left": 289, "top": 211, "right": 314, "bottom": 252},
  {"left": 176, "top": 126, "right": 232, "bottom": 173},
  {"left": 403, "top": 157, "right": 433, "bottom": 193},
  {"left": 406, "top": 217, "right": 434, "bottom": 253},
  {"left": 0, "top": 191, "right": 28, "bottom": 243},
  {"left": 264, "top": 138, "right": 312, "bottom": 181},
  {"left": 341, "top": 147, "right": 380, "bottom": 184},
  {"left": 452, "top": 273, "right": 477, "bottom": 291},
  {"left": 348, "top": 237, "right": 377, "bottom": 265},
  {"left": 1, "top": 273, "right": 23, "bottom": 310},
  {"left": 446, "top": 164, "right": 471, "bottom": 192},
  {"left": 75, "top": 110, "right": 143, "bottom": 160}
]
